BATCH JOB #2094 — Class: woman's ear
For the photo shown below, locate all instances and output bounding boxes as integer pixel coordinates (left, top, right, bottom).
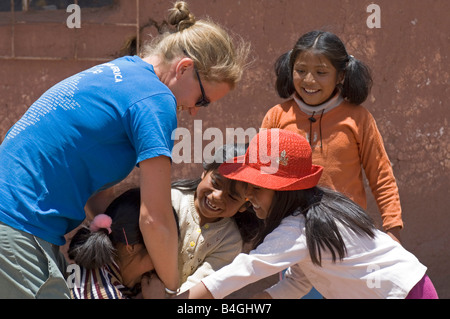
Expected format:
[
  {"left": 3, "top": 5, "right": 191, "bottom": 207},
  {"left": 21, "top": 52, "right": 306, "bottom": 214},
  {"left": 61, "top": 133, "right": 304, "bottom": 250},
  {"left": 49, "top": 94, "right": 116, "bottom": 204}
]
[{"left": 175, "top": 58, "right": 194, "bottom": 80}]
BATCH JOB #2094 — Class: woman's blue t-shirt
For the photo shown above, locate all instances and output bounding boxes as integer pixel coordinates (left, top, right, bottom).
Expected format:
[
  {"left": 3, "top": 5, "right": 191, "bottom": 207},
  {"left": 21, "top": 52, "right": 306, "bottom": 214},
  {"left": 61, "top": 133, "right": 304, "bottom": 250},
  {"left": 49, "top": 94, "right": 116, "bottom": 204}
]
[{"left": 0, "top": 56, "right": 177, "bottom": 245}]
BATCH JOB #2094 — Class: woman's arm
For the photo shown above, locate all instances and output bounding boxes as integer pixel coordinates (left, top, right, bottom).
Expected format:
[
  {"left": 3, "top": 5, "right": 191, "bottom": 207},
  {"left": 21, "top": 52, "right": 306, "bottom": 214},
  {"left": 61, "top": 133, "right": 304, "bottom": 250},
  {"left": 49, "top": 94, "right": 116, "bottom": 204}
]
[
  {"left": 84, "top": 187, "right": 116, "bottom": 220},
  {"left": 139, "top": 156, "right": 179, "bottom": 291}
]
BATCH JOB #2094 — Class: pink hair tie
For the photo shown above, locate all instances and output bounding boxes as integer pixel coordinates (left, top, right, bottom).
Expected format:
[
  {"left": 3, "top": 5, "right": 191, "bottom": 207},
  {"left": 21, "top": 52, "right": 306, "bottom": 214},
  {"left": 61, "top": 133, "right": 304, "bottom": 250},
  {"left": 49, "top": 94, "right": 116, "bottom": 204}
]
[{"left": 90, "top": 214, "right": 112, "bottom": 234}]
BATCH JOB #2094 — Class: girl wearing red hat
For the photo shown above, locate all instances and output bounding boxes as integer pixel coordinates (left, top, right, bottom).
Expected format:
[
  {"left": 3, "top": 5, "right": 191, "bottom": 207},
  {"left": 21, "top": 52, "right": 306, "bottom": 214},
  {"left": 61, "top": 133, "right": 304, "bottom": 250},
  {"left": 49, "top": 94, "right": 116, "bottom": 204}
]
[{"left": 143, "top": 129, "right": 437, "bottom": 299}]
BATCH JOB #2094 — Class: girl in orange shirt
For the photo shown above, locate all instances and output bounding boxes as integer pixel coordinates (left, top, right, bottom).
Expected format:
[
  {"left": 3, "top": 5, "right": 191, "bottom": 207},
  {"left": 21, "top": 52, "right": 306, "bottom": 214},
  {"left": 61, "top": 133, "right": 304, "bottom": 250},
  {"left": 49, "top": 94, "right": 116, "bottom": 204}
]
[{"left": 261, "top": 30, "right": 402, "bottom": 242}]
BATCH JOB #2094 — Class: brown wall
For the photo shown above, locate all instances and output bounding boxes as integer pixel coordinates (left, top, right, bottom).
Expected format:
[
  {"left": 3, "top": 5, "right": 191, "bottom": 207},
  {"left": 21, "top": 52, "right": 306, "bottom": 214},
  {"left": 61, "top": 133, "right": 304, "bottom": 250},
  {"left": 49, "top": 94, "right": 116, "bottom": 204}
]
[{"left": 1, "top": 0, "right": 449, "bottom": 298}]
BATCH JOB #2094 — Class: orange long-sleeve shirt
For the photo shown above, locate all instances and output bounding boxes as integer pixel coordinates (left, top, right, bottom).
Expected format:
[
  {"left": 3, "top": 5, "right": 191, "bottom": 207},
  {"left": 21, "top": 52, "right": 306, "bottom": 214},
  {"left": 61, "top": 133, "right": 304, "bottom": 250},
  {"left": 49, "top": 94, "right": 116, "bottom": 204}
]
[{"left": 261, "top": 98, "right": 403, "bottom": 231}]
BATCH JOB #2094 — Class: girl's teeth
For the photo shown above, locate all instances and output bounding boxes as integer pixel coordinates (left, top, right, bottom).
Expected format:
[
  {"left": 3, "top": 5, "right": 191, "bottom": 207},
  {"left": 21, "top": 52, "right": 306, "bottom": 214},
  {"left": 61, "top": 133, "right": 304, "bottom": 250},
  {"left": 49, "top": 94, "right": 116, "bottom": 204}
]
[
  {"left": 251, "top": 203, "right": 260, "bottom": 209},
  {"left": 206, "top": 198, "right": 219, "bottom": 210},
  {"left": 304, "top": 88, "right": 318, "bottom": 93}
]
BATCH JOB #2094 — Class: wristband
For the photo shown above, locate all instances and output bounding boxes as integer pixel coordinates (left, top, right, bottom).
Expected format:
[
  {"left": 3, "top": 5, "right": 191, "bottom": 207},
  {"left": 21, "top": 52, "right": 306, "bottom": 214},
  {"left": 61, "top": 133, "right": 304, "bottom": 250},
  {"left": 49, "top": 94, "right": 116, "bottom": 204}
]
[{"left": 165, "top": 287, "right": 180, "bottom": 295}]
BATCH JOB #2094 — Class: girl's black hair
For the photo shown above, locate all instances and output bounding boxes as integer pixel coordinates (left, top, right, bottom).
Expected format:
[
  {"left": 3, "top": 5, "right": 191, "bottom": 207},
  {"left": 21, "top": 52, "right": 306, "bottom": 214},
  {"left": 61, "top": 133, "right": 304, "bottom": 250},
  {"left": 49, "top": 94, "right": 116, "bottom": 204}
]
[
  {"left": 254, "top": 187, "right": 376, "bottom": 266},
  {"left": 275, "top": 30, "right": 373, "bottom": 105},
  {"left": 68, "top": 188, "right": 142, "bottom": 269},
  {"left": 68, "top": 188, "right": 180, "bottom": 269},
  {"left": 172, "top": 144, "right": 263, "bottom": 244}
]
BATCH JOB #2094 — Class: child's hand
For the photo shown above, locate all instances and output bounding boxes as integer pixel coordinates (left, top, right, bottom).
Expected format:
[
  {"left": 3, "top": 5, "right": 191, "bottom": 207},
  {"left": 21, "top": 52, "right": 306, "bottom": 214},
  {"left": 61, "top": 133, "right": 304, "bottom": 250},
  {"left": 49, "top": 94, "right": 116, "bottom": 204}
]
[{"left": 141, "top": 273, "right": 166, "bottom": 299}]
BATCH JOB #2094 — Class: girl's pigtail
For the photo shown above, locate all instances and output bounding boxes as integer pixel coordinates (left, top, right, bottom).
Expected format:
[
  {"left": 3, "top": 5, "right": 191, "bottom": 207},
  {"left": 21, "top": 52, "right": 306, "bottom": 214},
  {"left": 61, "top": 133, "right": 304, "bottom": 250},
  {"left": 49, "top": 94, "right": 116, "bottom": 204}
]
[
  {"left": 275, "top": 51, "right": 295, "bottom": 99},
  {"left": 68, "top": 215, "right": 116, "bottom": 269},
  {"left": 342, "top": 55, "right": 373, "bottom": 105}
]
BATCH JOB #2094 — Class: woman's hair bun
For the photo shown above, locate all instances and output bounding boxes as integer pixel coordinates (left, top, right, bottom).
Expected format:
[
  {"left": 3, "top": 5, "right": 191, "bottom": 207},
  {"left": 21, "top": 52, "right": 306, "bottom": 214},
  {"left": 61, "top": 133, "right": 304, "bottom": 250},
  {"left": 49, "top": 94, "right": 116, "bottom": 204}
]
[{"left": 168, "top": 1, "right": 196, "bottom": 31}]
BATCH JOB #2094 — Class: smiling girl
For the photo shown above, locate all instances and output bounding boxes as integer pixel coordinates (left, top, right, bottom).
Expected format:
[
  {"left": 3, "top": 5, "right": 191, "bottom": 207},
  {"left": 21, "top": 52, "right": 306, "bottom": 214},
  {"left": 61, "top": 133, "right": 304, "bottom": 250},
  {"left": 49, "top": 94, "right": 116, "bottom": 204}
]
[
  {"left": 147, "top": 129, "right": 437, "bottom": 299},
  {"left": 262, "top": 30, "right": 403, "bottom": 243},
  {"left": 170, "top": 144, "right": 261, "bottom": 294}
]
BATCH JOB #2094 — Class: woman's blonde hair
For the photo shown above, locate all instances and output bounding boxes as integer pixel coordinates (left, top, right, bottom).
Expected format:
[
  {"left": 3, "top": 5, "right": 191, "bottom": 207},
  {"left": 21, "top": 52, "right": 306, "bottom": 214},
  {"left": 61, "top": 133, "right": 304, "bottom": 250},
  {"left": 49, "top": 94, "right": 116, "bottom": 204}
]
[{"left": 141, "top": 1, "right": 250, "bottom": 89}]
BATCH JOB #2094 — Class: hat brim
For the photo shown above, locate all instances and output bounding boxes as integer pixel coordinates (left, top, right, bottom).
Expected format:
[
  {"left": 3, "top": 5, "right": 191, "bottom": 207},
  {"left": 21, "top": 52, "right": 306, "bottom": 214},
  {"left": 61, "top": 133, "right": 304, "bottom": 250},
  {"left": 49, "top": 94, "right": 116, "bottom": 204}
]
[{"left": 219, "top": 155, "right": 323, "bottom": 191}]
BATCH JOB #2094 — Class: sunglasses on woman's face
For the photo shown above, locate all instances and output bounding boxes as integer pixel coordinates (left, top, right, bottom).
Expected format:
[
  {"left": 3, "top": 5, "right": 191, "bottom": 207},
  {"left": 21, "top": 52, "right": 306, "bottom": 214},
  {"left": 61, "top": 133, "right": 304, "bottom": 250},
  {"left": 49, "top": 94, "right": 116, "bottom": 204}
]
[
  {"left": 183, "top": 49, "right": 210, "bottom": 107},
  {"left": 193, "top": 66, "right": 210, "bottom": 107}
]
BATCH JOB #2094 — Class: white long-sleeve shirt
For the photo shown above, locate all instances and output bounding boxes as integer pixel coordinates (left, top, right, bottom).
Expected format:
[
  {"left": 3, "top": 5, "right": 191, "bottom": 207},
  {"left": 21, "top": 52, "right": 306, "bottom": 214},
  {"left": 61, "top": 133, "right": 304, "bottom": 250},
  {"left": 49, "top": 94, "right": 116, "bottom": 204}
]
[{"left": 202, "top": 213, "right": 426, "bottom": 299}]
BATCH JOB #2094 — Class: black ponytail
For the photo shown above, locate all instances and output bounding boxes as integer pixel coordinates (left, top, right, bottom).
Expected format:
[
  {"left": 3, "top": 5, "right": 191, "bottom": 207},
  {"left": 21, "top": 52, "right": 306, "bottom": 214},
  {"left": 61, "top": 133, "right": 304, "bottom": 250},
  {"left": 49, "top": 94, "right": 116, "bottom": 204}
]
[
  {"left": 68, "top": 188, "right": 143, "bottom": 269},
  {"left": 300, "top": 188, "right": 376, "bottom": 265},
  {"left": 68, "top": 226, "right": 116, "bottom": 269},
  {"left": 342, "top": 55, "right": 373, "bottom": 105},
  {"left": 275, "top": 51, "right": 295, "bottom": 99}
]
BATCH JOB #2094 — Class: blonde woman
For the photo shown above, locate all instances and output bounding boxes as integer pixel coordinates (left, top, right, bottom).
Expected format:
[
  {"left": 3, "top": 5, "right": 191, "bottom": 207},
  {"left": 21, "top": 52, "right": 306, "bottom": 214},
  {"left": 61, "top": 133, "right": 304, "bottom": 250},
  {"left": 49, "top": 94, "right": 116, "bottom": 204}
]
[{"left": 0, "top": 1, "right": 249, "bottom": 298}]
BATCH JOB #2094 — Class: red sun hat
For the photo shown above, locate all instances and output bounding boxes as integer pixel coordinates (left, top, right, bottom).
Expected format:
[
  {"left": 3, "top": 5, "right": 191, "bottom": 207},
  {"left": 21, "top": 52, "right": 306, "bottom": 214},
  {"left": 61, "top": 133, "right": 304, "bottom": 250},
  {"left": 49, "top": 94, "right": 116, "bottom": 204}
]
[{"left": 219, "top": 129, "right": 323, "bottom": 191}]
